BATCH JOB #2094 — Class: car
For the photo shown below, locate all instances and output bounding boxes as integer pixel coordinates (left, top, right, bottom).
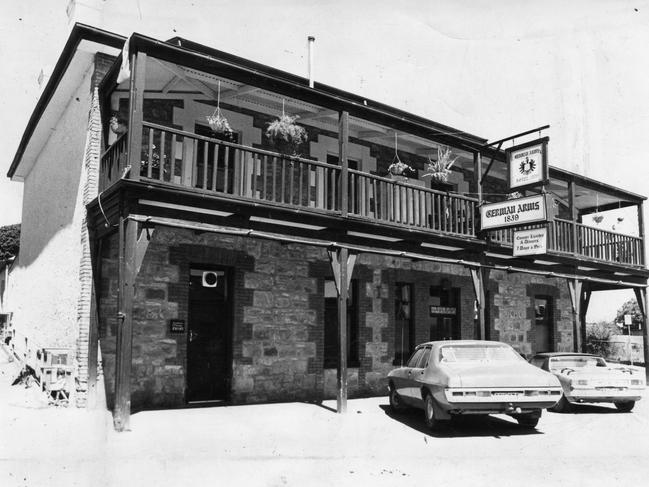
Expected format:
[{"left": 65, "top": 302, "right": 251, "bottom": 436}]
[
  {"left": 529, "top": 352, "right": 646, "bottom": 412},
  {"left": 387, "top": 340, "right": 562, "bottom": 430}
]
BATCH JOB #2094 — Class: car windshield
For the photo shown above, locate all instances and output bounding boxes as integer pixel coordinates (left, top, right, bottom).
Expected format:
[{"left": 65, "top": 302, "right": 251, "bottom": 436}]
[
  {"left": 548, "top": 356, "right": 606, "bottom": 371},
  {"left": 439, "top": 345, "right": 523, "bottom": 363}
]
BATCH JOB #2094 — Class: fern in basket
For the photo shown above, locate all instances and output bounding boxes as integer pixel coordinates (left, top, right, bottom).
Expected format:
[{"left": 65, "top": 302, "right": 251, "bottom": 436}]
[
  {"left": 423, "top": 146, "right": 458, "bottom": 183},
  {"left": 266, "top": 114, "right": 308, "bottom": 155}
]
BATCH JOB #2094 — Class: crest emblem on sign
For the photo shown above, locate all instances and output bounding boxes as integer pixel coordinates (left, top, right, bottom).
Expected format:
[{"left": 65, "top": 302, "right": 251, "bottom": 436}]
[{"left": 519, "top": 157, "right": 536, "bottom": 175}]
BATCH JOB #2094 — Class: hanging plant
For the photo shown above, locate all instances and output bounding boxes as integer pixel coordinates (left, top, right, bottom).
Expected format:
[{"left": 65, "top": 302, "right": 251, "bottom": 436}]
[
  {"left": 387, "top": 133, "right": 414, "bottom": 177},
  {"left": 592, "top": 214, "right": 604, "bottom": 224},
  {"left": 266, "top": 100, "right": 308, "bottom": 155},
  {"left": 205, "top": 81, "right": 233, "bottom": 137},
  {"left": 422, "top": 146, "right": 458, "bottom": 183}
]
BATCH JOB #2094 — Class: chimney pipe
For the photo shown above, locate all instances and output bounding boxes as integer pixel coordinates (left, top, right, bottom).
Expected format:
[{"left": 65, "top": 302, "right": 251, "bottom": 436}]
[{"left": 308, "top": 36, "right": 315, "bottom": 88}]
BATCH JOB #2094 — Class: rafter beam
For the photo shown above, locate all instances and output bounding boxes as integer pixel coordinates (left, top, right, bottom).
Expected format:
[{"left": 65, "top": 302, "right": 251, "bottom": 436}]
[
  {"left": 152, "top": 58, "right": 219, "bottom": 99},
  {"left": 221, "top": 84, "right": 260, "bottom": 102},
  {"left": 294, "top": 109, "right": 337, "bottom": 122}
]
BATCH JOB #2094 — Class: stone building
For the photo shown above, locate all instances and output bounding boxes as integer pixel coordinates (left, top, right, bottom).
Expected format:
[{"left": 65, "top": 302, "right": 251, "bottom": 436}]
[{"left": 6, "top": 24, "right": 648, "bottom": 430}]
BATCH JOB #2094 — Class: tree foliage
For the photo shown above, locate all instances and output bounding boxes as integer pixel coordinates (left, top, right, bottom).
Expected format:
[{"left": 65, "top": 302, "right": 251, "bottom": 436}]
[
  {"left": 584, "top": 321, "right": 614, "bottom": 357},
  {"left": 0, "top": 224, "right": 20, "bottom": 263},
  {"left": 615, "top": 299, "right": 643, "bottom": 327}
]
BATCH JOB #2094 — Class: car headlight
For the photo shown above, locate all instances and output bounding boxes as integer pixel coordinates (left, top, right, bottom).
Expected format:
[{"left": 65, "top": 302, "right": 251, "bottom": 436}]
[{"left": 631, "top": 379, "right": 643, "bottom": 386}]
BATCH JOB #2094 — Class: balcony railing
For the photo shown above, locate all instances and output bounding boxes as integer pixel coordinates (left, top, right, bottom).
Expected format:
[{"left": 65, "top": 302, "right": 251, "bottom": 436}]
[
  {"left": 99, "top": 123, "right": 477, "bottom": 238},
  {"left": 488, "top": 218, "right": 644, "bottom": 267},
  {"left": 99, "top": 123, "right": 643, "bottom": 267}
]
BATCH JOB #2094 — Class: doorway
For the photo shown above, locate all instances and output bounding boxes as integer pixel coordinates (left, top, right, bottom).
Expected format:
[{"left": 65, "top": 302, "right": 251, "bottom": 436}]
[
  {"left": 186, "top": 267, "right": 232, "bottom": 403},
  {"left": 429, "top": 285, "right": 461, "bottom": 341},
  {"left": 534, "top": 296, "right": 553, "bottom": 353}
]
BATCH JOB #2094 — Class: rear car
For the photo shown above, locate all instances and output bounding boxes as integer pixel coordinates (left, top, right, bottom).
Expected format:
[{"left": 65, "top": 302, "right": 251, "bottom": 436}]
[
  {"left": 529, "top": 352, "right": 645, "bottom": 412},
  {"left": 387, "top": 340, "right": 562, "bottom": 430}
]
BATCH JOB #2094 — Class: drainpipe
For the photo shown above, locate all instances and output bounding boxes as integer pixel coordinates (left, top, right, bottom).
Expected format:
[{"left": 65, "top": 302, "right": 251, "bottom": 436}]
[{"left": 308, "top": 36, "right": 315, "bottom": 88}]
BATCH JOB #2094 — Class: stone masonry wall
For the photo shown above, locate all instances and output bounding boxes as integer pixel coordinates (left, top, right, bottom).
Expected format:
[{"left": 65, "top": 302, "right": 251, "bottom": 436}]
[
  {"left": 98, "top": 225, "right": 575, "bottom": 409},
  {"left": 491, "top": 269, "right": 573, "bottom": 356}
]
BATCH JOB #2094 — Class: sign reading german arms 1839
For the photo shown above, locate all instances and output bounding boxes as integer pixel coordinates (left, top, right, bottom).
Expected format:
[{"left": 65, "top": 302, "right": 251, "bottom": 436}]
[
  {"left": 480, "top": 194, "right": 549, "bottom": 230},
  {"left": 506, "top": 137, "right": 549, "bottom": 190}
]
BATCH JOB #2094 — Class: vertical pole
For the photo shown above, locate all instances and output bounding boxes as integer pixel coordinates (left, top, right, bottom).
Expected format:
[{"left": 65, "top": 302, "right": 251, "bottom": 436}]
[
  {"left": 633, "top": 287, "right": 649, "bottom": 381},
  {"left": 568, "top": 180, "right": 578, "bottom": 254},
  {"left": 337, "top": 247, "right": 349, "bottom": 413},
  {"left": 638, "top": 203, "right": 646, "bottom": 267},
  {"left": 567, "top": 277, "right": 582, "bottom": 353},
  {"left": 86, "top": 233, "right": 100, "bottom": 409},
  {"left": 126, "top": 50, "right": 147, "bottom": 181},
  {"left": 470, "top": 267, "right": 486, "bottom": 340},
  {"left": 339, "top": 111, "right": 349, "bottom": 217},
  {"left": 579, "top": 287, "right": 591, "bottom": 353},
  {"left": 473, "top": 151, "right": 482, "bottom": 203},
  {"left": 113, "top": 216, "right": 138, "bottom": 431}
]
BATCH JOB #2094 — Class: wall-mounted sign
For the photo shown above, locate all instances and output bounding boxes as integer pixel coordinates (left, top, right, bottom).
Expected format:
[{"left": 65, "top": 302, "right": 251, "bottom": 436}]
[
  {"left": 513, "top": 227, "right": 548, "bottom": 256},
  {"left": 429, "top": 306, "right": 457, "bottom": 316},
  {"left": 480, "top": 194, "right": 550, "bottom": 230},
  {"left": 169, "top": 320, "right": 186, "bottom": 334},
  {"left": 507, "top": 137, "right": 549, "bottom": 190}
]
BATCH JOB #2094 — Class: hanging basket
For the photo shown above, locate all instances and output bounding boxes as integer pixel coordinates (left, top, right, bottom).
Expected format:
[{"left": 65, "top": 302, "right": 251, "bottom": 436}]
[
  {"left": 422, "top": 146, "right": 458, "bottom": 183},
  {"left": 205, "top": 80, "right": 233, "bottom": 137},
  {"left": 206, "top": 107, "right": 233, "bottom": 136},
  {"left": 592, "top": 214, "right": 604, "bottom": 224},
  {"left": 266, "top": 113, "right": 308, "bottom": 155}
]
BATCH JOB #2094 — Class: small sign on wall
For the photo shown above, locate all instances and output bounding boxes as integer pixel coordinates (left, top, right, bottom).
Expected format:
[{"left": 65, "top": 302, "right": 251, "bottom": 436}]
[
  {"left": 429, "top": 306, "right": 457, "bottom": 316},
  {"left": 169, "top": 320, "right": 186, "bottom": 334},
  {"left": 513, "top": 227, "right": 548, "bottom": 256}
]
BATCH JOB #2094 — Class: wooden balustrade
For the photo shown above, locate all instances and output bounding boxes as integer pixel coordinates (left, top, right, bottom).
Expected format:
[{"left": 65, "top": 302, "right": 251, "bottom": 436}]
[
  {"left": 487, "top": 218, "right": 644, "bottom": 266},
  {"left": 99, "top": 123, "right": 643, "bottom": 266},
  {"left": 348, "top": 170, "right": 476, "bottom": 236},
  {"left": 99, "top": 132, "right": 128, "bottom": 191}
]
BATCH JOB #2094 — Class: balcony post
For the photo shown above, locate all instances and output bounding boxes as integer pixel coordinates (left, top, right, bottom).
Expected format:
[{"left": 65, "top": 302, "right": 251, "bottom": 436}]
[
  {"left": 568, "top": 179, "right": 578, "bottom": 255},
  {"left": 328, "top": 247, "right": 356, "bottom": 413},
  {"left": 339, "top": 111, "right": 349, "bottom": 216},
  {"left": 633, "top": 287, "right": 649, "bottom": 381},
  {"left": 126, "top": 51, "right": 147, "bottom": 181},
  {"left": 113, "top": 213, "right": 138, "bottom": 431},
  {"left": 473, "top": 151, "right": 482, "bottom": 203},
  {"left": 567, "top": 277, "right": 583, "bottom": 353},
  {"left": 638, "top": 202, "right": 646, "bottom": 266}
]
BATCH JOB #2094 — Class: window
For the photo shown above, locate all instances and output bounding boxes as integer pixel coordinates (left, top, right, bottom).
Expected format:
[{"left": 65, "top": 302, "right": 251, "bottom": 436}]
[
  {"left": 406, "top": 348, "right": 425, "bottom": 368},
  {"left": 394, "top": 282, "right": 414, "bottom": 365},
  {"left": 194, "top": 123, "right": 238, "bottom": 192},
  {"left": 324, "top": 279, "right": 359, "bottom": 368}
]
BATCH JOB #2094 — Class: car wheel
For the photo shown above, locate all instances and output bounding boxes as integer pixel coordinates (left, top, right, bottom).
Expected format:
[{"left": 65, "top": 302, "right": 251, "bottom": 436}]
[
  {"left": 550, "top": 395, "right": 572, "bottom": 413},
  {"left": 424, "top": 393, "right": 441, "bottom": 431},
  {"left": 389, "top": 386, "right": 405, "bottom": 413},
  {"left": 516, "top": 413, "right": 540, "bottom": 429},
  {"left": 614, "top": 401, "right": 635, "bottom": 412}
]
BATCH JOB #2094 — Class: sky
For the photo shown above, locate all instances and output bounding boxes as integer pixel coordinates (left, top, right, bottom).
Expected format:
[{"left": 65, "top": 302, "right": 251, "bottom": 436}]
[{"left": 1, "top": 0, "right": 647, "bottom": 322}]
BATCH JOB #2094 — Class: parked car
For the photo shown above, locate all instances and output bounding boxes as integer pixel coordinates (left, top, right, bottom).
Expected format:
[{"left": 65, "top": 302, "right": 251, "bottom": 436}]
[
  {"left": 387, "top": 340, "right": 562, "bottom": 430},
  {"left": 529, "top": 352, "right": 646, "bottom": 412}
]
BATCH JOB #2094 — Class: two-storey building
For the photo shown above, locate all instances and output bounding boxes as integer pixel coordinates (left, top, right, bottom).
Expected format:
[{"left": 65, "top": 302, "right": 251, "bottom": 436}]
[{"left": 7, "top": 24, "right": 648, "bottom": 430}]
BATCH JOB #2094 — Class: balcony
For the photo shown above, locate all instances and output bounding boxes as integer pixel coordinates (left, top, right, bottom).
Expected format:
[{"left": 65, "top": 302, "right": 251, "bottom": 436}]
[
  {"left": 100, "top": 122, "right": 478, "bottom": 238},
  {"left": 95, "top": 42, "right": 646, "bottom": 275}
]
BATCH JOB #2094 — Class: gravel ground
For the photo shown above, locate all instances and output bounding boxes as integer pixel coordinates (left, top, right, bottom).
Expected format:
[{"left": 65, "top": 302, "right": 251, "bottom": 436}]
[{"left": 2, "top": 346, "right": 649, "bottom": 487}]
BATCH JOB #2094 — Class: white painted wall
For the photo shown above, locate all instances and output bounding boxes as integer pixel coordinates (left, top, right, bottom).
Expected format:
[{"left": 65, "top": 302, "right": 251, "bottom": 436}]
[{"left": 8, "top": 66, "right": 94, "bottom": 365}]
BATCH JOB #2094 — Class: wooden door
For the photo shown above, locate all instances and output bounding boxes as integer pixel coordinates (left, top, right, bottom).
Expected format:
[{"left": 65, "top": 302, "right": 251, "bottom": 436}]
[{"left": 186, "top": 268, "right": 232, "bottom": 403}]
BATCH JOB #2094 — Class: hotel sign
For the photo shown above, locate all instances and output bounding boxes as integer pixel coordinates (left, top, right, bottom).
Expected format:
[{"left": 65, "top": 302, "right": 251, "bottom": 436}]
[
  {"left": 513, "top": 227, "right": 548, "bottom": 256},
  {"left": 507, "top": 137, "right": 549, "bottom": 190},
  {"left": 480, "top": 194, "right": 550, "bottom": 230}
]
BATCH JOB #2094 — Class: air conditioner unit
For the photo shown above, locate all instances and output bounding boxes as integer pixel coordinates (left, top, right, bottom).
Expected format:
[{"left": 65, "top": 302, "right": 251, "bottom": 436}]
[{"left": 202, "top": 271, "right": 219, "bottom": 288}]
